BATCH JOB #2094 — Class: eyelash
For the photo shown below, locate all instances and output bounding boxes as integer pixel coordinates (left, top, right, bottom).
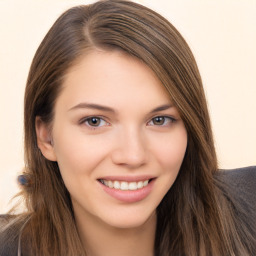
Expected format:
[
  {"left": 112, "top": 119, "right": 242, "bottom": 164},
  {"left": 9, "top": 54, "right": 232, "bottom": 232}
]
[
  {"left": 147, "top": 116, "right": 176, "bottom": 126},
  {"left": 80, "top": 116, "right": 110, "bottom": 129},
  {"left": 79, "top": 115, "right": 176, "bottom": 129}
]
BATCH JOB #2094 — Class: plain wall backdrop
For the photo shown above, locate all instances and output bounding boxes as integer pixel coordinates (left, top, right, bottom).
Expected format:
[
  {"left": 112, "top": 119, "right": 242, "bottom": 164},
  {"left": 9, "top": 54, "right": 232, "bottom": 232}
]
[{"left": 0, "top": 0, "right": 255, "bottom": 213}]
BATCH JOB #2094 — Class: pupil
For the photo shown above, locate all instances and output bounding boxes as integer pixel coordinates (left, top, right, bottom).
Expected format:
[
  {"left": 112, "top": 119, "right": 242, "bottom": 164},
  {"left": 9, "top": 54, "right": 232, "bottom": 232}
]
[
  {"left": 89, "top": 118, "right": 99, "bottom": 126},
  {"left": 154, "top": 117, "right": 164, "bottom": 125}
]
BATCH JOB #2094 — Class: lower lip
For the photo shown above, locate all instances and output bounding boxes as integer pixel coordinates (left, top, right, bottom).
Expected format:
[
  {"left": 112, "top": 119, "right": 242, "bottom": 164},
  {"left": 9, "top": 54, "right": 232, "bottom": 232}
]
[{"left": 99, "top": 179, "right": 155, "bottom": 203}]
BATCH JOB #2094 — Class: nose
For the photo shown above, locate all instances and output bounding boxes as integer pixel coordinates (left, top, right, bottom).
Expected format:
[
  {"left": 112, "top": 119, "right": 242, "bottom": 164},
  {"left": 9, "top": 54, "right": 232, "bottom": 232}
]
[{"left": 111, "top": 127, "right": 148, "bottom": 168}]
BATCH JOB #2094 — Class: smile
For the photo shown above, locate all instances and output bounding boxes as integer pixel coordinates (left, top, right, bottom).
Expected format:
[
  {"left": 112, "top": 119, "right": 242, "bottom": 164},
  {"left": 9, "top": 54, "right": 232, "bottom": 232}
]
[
  {"left": 98, "top": 177, "right": 155, "bottom": 203},
  {"left": 99, "top": 179, "right": 150, "bottom": 191}
]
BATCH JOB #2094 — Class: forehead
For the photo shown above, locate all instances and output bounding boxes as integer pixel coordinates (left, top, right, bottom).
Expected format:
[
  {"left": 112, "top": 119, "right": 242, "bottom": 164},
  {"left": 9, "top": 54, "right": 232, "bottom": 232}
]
[{"left": 57, "top": 50, "right": 172, "bottom": 109}]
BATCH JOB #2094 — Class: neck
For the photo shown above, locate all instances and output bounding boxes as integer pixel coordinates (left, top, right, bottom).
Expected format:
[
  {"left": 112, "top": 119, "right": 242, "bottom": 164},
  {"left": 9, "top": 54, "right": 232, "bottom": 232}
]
[{"left": 75, "top": 211, "right": 156, "bottom": 256}]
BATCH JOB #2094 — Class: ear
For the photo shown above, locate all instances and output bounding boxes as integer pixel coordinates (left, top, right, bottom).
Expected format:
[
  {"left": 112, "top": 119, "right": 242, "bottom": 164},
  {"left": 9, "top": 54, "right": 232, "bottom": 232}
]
[{"left": 35, "top": 116, "right": 57, "bottom": 161}]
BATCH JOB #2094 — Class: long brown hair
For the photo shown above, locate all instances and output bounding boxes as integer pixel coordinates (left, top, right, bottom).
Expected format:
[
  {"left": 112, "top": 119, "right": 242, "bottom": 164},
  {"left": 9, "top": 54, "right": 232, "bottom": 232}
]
[{"left": 9, "top": 0, "right": 255, "bottom": 255}]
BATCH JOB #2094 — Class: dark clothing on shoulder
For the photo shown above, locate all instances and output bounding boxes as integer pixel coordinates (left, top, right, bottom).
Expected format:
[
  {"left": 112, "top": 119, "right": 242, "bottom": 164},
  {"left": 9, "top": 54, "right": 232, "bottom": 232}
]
[
  {"left": 219, "top": 166, "right": 256, "bottom": 213},
  {"left": 1, "top": 166, "right": 256, "bottom": 255},
  {"left": 0, "top": 215, "right": 20, "bottom": 256}
]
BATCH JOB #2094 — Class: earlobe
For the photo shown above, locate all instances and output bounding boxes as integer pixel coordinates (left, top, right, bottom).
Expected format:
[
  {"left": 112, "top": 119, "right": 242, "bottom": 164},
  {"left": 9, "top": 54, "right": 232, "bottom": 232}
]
[{"left": 35, "top": 116, "right": 57, "bottom": 161}]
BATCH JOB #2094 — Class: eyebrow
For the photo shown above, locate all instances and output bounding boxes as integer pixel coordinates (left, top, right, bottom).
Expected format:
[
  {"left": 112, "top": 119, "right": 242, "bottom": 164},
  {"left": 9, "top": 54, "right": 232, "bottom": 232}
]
[
  {"left": 68, "top": 102, "right": 173, "bottom": 113},
  {"left": 149, "top": 104, "right": 173, "bottom": 114},
  {"left": 69, "top": 103, "right": 116, "bottom": 113}
]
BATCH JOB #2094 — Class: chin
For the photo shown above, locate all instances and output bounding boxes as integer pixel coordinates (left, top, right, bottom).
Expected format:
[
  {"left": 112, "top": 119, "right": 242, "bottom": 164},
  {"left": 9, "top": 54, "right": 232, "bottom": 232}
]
[{"left": 100, "top": 209, "right": 156, "bottom": 230}]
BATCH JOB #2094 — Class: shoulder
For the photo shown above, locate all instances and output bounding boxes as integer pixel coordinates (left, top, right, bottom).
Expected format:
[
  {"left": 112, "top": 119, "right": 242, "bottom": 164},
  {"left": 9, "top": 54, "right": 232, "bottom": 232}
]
[
  {"left": 0, "top": 215, "right": 22, "bottom": 256},
  {"left": 219, "top": 165, "right": 256, "bottom": 186},
  {"left": 217, "top": 166, "right": 256, "bottom": 211},
  {"left": 0, "top": 215, "right": 20, "bottom": 256}
]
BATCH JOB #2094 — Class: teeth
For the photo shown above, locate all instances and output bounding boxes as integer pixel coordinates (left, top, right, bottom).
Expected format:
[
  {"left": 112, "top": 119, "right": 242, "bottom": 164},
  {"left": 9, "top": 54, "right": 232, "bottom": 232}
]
[
  {"left": 100, "top": 179, "right": 150, "bottom": 190},
  {"left": 120, "top": 181, "right": 128, "bottom": 190},
  {"left": 108, "top": 180, "right": 114, "bottom": 188},
  {"left": 128, "top": 182, "right": 137, "bottom": 190},
  {"left": 143, "top": 180, "right": 149, "bottom": 186},
  {"left": 113, "top": 181, "right": 120, "bottom": 189},
  {"left": 137, "top": 181, "right": 143, "bottom": 189}
]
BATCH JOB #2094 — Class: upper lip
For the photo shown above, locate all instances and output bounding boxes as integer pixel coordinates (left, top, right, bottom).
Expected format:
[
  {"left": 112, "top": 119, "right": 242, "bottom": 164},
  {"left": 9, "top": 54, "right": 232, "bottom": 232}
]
[{"left": 97, "top": 175, "right": 156, "bottom": 182}]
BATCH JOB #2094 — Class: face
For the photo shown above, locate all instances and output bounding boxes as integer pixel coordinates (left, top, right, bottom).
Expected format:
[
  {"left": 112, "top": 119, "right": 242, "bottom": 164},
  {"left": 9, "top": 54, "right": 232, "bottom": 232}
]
[{"left": 37, "top": 50, "right": 187, "bottom": 229}]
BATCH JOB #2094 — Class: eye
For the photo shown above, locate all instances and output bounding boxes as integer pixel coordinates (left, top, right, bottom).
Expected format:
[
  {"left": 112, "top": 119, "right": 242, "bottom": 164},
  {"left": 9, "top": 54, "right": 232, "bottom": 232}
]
[
  {"left": 82, "top": 117, "right": 109, "bottom": 128},
  {"left": 147, "top": 116, "right": 176, "bottom": 126}
]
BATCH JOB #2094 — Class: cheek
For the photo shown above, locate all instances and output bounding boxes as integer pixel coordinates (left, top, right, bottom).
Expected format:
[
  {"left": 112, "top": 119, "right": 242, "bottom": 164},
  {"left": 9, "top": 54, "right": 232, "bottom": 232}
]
[
  {"left": 155, "top": 130, "right": 187, "bottom": 170},
  {"left": 154, "top": 130, "right": 187, "bottom": 196},
  {"left": 52, "top": 127, "right": 110, "bottom": 177}
]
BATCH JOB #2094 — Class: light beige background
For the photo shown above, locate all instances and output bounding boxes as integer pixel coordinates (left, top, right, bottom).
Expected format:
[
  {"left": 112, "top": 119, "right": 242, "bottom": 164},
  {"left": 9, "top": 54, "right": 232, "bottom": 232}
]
[{"left": 0, "top": 0, "right": 255, "bottom": 213}]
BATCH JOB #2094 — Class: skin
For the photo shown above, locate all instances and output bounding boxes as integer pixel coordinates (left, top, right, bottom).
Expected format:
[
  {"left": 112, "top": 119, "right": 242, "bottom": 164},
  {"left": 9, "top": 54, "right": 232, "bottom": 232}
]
[{"left": 36, "top": 50, "right": 187, "bottom": 256}]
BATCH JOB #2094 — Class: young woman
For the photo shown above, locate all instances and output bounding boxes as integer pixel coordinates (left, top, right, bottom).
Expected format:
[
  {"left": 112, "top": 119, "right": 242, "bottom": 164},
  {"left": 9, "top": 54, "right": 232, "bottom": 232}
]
[{"left": 0, "top": 0, "right": 255, "bottom": 255}]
